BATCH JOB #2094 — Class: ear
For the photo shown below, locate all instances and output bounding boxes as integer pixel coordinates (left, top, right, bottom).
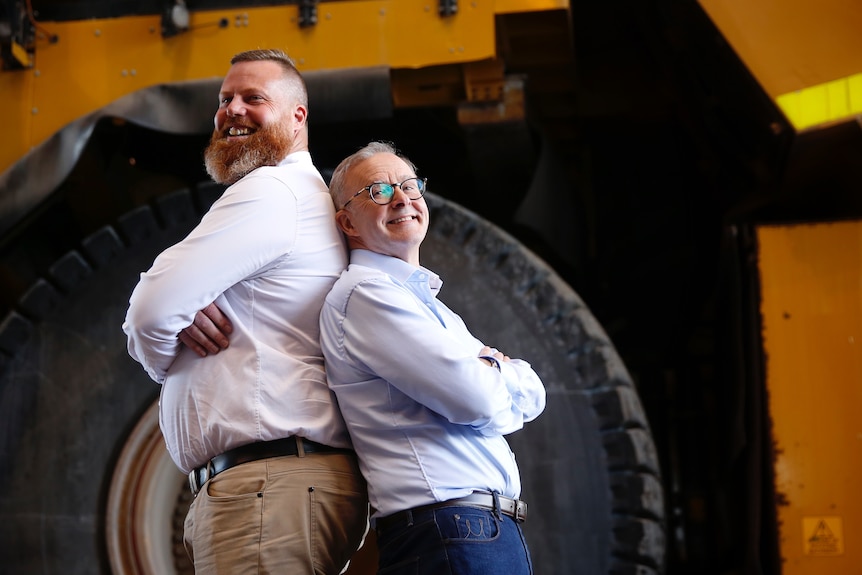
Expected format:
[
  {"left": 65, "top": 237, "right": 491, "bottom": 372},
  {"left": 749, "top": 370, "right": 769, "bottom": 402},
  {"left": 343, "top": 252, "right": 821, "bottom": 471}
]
[
  {"left": 335, "top": 209, "right": 359, "bottom": 237},
  {"left": 293, "top": 104, "right": 308, "bottom": 127}
]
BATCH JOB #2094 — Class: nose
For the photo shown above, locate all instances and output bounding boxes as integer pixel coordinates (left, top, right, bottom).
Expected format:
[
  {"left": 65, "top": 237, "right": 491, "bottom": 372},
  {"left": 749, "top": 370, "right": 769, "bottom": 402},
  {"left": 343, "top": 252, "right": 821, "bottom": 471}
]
[
  {"left": 390, "top": 184, "right": 413, "bottom": 208},
  {"left": 225, "top": 98, "right": 245, "bottom": 118}
]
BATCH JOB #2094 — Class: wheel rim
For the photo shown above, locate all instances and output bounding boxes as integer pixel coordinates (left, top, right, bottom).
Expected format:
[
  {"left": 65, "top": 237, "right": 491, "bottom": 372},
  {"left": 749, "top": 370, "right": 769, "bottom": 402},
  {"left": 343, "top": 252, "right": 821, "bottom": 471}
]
[{"left": 105, "top": 399, "right": 193, "bottom": 575}]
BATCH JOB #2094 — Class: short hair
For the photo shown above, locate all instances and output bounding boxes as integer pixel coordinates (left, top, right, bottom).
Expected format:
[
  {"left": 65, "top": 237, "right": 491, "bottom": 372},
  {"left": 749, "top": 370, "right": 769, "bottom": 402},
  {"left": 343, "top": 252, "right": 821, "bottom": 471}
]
[
  {"left": 230, "top": 48, "right": 308, "bottom": 107},
  {"left": 329, "top": 141, "right": 418, "bottom": 208}
]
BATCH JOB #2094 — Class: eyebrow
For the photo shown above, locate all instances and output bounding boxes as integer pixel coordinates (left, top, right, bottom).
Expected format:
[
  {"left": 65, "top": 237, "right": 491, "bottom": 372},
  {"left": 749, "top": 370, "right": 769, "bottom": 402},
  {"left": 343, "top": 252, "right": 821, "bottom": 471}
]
[{"left": 367, "top": 175, "right": 417, "bottom": 184}]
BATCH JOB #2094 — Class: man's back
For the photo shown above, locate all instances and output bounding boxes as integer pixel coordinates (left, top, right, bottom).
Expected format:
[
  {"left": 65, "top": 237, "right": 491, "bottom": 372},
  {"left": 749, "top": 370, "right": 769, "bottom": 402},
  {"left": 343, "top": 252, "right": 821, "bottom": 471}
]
[{"left": 125, "top": 153, "right": 349, "bottom": 473}]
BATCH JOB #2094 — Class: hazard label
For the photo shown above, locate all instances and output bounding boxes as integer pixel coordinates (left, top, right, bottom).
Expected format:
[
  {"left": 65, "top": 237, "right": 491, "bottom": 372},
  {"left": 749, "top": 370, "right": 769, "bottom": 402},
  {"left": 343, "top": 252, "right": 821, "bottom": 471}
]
[{"left": 802, "top": 516, "right": 844, "bottom": 556}]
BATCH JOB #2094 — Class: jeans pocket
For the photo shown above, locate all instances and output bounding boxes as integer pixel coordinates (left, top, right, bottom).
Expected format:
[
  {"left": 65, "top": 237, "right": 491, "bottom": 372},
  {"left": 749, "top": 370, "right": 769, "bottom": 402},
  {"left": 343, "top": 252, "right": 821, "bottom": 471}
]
[{"left": 439, "top": 508, "right": 501, "bottom": 542}]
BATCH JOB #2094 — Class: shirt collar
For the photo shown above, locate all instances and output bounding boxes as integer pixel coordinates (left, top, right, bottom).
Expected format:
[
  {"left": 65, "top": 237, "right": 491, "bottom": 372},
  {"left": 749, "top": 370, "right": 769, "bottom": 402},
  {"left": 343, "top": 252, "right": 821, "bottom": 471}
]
[
  {"left": 276, "top": 150, "right": 312, "bottom": 167},
  {"left": 350, "top": 249, "right": 442, "bottom": 294}
]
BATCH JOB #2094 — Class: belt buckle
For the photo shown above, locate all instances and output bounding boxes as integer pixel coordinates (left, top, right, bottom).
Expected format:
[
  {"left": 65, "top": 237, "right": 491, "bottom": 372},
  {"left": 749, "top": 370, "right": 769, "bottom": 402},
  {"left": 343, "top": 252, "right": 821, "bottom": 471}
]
[
  {"left": 188, "top": 469, "right": 199, "bottom": 497},
  {"left": 515, "top": 499, "right": 528, "bottom": 522},
  {"left": 189, "top": 461, "right": 214, "bottom": 497}
]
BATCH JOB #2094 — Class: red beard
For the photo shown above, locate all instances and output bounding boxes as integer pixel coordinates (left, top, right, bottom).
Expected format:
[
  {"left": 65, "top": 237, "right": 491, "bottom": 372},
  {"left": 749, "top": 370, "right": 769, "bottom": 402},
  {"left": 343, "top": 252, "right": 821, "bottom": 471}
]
[{"left": 204, "top": 121, "right": 294, "bottom": 185}]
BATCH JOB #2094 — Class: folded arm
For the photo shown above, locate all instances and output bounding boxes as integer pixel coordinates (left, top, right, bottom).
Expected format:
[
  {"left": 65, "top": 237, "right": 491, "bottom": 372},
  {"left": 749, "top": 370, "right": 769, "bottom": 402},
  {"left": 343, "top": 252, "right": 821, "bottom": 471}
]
[
  {"left": 178, "top": 302, "right": 234, "bottom": 357},
  {"left": 341, "top": 279, "right": 546, "bottom": 435},
  {"left": 123, "top": 174, "right": 297, "bottom": 382}
]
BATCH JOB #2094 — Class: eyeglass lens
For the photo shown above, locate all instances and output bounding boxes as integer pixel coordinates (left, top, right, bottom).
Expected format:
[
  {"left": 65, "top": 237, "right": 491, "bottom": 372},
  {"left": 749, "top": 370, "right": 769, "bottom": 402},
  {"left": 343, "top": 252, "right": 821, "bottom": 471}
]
[{"left": 369, "top": 178, "right": 425, "bottom": 204}]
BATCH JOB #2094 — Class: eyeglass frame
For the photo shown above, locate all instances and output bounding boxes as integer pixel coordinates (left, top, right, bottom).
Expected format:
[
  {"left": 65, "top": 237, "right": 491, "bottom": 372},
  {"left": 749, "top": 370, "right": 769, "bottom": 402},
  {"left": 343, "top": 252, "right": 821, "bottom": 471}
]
[{"left": 341, "top": 177, "right": 428, "bottom": 210}]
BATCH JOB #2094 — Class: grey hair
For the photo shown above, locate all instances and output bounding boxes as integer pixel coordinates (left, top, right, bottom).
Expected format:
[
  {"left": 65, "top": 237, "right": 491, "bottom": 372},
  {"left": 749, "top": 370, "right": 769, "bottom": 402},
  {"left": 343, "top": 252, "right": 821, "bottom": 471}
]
[
  {"left": 329, "top": 141, "right": 418, "bottom": 208},
  {"left": 230, "top": 49, "right": 308, "bottom": 108}
]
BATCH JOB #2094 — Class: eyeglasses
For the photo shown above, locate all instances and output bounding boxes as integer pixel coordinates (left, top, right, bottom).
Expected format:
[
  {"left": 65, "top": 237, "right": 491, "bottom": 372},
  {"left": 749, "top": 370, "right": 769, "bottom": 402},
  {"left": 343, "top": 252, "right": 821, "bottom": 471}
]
[{"left": 341, "top": 177, "right": 427, "bottom": 209}]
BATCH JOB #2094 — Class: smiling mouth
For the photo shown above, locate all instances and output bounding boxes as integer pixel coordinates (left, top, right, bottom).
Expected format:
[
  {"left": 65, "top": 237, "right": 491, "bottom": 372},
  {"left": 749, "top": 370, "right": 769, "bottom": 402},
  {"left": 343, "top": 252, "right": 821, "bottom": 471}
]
[
  {"left": 389, "top": 215, "right": 417, "bottom": 224},
  {"left": 225, "top": 126, "right": 253, "bottom": 137}
]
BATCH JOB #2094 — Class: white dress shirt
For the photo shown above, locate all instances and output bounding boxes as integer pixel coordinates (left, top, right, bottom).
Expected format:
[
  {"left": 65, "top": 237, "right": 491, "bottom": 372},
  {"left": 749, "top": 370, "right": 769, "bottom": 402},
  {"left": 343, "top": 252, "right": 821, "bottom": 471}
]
[
  {"left": 123, "top": 151, "right": 350, "bottom": 474},
  {"left": 319, "top": 249, "right": 546, "bottom": 521}
]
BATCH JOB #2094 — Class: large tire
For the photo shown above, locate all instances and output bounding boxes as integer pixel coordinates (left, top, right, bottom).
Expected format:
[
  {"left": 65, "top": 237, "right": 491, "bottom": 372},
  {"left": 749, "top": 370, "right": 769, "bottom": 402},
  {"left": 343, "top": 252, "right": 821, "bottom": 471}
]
[{"left": 0, "top": 184, "right": 664, "bottom": 574}]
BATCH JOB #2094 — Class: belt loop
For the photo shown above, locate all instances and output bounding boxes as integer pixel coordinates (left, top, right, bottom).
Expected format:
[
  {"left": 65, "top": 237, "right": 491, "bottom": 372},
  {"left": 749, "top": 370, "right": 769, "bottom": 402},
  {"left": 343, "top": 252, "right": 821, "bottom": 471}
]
[
  {"left": 188, "top": 469, "right": 198, "bottom": 497},
  {"left": 295, "top": 435, "right": 306, "bottom": 458},
  {"left": 406, "top": 509, "right": 414, "bottom": 527},
  {"left": 491, "top": 492, "right": 502, "bottom": 520}
]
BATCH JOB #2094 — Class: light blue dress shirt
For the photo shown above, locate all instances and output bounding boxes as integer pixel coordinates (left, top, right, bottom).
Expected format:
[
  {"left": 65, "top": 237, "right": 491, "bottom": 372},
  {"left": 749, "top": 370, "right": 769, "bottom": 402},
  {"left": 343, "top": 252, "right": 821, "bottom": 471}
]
[{"left": 319, "top": 249, "right": 546, "bottom": 521}]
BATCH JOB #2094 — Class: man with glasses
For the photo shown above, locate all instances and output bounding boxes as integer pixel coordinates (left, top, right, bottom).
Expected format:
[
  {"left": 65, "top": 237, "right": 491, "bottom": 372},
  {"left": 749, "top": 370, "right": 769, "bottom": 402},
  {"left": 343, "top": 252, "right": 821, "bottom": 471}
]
[
  {"left": 320, "top": 140, "right": 547, "bottom": 574},
  {"left": 123, "top": 49, "right": 368, "bottom": 574}
]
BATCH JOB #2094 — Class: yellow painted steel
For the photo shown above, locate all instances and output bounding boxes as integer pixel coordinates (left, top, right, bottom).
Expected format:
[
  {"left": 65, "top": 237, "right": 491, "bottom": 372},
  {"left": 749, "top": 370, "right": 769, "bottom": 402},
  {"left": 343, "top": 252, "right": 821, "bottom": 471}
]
[
  {"left": 4, "top": 65, "right": 34, "bottom": 176},
  {"left": 494, "top": 0, "right": 569, "bottom": 14},
  {"left": 776, "top": 73, "right": 862, "bottom": 133},
  {"left": 757, "top": 220, "right": 862, "bottom": 574},
  {"left": 699, "top": 0, "right": 862, "bottom": 131},
  {"left": 3, "top": 0, "right": 567, "bottom": 177}
]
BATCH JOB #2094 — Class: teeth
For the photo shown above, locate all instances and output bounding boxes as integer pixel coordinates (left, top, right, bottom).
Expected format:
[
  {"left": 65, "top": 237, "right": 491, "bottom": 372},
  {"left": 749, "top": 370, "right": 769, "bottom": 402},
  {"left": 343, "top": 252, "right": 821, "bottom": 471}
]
[
  {"left": 391, "top": 216, "right": 414, "bottom": 224},
  {"left": 228, "top": 127, "right": 249, "bottom": 136}
]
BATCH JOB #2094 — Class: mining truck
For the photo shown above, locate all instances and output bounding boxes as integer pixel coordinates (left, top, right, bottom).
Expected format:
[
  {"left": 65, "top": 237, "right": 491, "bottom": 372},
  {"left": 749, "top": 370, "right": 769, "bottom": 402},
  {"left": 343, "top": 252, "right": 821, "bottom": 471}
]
[{"left": 0, "top": 1, "right": 858, "bottom": 574}]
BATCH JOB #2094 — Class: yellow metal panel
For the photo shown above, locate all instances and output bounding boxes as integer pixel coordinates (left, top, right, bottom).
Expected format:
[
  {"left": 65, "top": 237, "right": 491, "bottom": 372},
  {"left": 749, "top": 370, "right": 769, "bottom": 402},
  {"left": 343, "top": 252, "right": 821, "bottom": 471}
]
[
  {"left": 825, "top": 79, "right": 851, "bottom": 119},
  {"left": 494, "top": 0, "right": 569, "bottom": 14},
  {"left": 11, "top": 41, "right": 32, "bottom": 67},
  {"left": 757, "top": 220, "right": 862, "bottom": 575},
  {"left": 849, "top": 74, "right": 862, "bottom": 111},
  {"left": 291, "top": 1, "right": 495, "bottom": 69},
  {"left": 775, "top": 73, "right": 862, "bottom": 132},
  {"left": 699, "top": 0, "right": 862, "bottom": 131},
  {"left": 31, "top": 15, "right": 175, "bottom": 147},
  {"left": 698, "top": 0, "right": 862, "bottom": 99},
  {"left": 3, "top": 69, "right": 35, "bottom": 166},
  {"left": 5, "top": 0, "right": 503, "bottom": 176}
]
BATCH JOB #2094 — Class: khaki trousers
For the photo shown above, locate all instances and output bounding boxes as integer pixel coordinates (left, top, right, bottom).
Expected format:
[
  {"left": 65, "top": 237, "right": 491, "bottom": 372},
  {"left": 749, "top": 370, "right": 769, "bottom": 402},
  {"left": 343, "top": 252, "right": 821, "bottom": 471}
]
[{"left": 184, "top": 451, "right": 369, "bottom": 575}]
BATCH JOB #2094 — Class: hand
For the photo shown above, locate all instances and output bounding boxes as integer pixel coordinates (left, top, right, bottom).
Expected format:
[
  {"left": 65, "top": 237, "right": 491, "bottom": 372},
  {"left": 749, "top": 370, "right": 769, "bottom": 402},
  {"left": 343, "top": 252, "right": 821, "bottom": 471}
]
[
  {"left": 479, "top": 345, "right": 510, "bottom": 366},
  {"left": 178, "top": 302, "right": 233, "bottom": 357}
]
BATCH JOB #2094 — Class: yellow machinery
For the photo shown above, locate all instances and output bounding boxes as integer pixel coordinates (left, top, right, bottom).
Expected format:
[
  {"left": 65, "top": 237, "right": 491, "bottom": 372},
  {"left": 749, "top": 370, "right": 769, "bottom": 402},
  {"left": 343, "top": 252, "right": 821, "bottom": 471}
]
[
  {"left": 700, "top": 1, "right": 862, "bottom": 573},
  {"left": 2, "top": 1, "right": 861, "bottom": 574},
  {"left": 700, "top": 0, "right": 862, "bottom": 132},
  {"left": 4, "top": 0, "right": 569, "bottom": 175},
  {"left": 758, "top": 221, "right": 862, "bottom": 574},
  {"left": 2, "top": 0, "right": 572, "bottom": 236}
]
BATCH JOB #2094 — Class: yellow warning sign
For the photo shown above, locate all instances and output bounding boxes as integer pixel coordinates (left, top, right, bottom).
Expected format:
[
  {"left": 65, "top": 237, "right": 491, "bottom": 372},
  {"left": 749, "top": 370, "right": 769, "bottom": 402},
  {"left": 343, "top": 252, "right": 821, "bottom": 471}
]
[{"left": 802, "top": 516, "right": 844, "bottom": 556}]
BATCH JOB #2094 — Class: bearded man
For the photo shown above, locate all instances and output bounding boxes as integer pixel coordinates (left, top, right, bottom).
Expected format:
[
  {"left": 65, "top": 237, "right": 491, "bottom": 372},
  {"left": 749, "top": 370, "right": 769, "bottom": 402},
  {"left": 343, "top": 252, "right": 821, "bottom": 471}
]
[{"left": 123, "top": 49, "right": 368, "bottom": 575}]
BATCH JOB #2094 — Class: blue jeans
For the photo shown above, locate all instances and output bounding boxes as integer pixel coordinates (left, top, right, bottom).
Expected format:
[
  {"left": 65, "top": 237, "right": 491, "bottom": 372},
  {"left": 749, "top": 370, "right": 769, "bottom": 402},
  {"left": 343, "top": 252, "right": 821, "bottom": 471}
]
[{"left": 375, "top": 505, "right": 534, "bottom": 575}]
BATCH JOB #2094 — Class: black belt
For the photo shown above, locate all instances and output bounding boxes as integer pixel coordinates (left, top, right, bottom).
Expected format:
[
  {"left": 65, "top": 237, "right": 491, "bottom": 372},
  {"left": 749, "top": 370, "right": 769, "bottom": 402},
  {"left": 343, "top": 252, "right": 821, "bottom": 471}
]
[
  {"left": 375, "top": 492, "right": 528, "bottom": 532},
  {"left": 188, "top": 436, "right": 350, "bottom": 496}
]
